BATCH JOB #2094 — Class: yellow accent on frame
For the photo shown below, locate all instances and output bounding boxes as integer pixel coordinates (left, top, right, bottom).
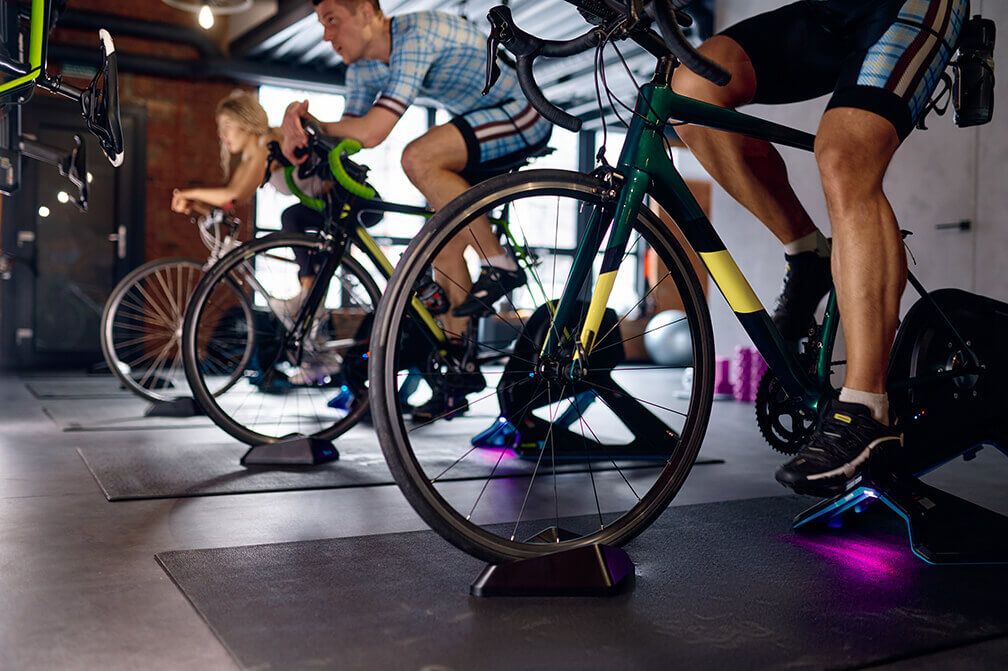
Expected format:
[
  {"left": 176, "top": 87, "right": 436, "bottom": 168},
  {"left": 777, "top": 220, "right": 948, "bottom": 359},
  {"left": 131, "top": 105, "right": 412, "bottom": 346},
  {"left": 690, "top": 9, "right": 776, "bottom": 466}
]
[
  {"left": 581, "top": 270, "right": 618, "bottom": 351},
  {"left": 698, "top": 251, "right": 763, "bottom": 314},
  {"left": 354, "top": 226, "right": 445, "bottom": 344}
]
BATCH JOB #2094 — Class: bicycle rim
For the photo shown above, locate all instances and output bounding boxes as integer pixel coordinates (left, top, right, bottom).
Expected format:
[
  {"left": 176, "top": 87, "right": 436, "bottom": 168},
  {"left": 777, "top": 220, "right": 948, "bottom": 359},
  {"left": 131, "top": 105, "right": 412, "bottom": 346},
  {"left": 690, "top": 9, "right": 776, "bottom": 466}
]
[
  {"left": 101, "top": 258, "right": 218, "bottom": 403},
  {"left": 183, "top": 233, "right": 382, "bottom": 445},
  {"left": 370, "top": 170, "right": 715, "bottom": 562}
]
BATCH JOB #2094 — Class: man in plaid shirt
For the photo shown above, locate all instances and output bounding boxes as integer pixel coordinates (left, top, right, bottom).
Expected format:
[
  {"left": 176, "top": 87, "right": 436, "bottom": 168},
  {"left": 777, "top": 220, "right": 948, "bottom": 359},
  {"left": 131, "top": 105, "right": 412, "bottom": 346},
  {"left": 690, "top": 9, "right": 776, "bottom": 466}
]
[{"left": 282, "top": 0, "right": 552, "bottom": 419}]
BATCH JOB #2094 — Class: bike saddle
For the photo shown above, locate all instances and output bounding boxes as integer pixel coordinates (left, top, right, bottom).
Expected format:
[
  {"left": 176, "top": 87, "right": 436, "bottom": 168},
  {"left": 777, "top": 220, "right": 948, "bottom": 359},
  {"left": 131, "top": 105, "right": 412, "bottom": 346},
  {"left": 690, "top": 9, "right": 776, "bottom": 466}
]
[{"left": 81, "top": 30, "right": 124, "bottom": 167}]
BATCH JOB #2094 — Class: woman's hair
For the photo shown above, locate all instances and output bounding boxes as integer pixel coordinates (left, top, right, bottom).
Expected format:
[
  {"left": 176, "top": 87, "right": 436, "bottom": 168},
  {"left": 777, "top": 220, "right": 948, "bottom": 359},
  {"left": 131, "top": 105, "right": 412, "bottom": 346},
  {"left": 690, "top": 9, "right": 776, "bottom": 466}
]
[{"left": 215, "top": 90, "right": 273, "bottom": 179}]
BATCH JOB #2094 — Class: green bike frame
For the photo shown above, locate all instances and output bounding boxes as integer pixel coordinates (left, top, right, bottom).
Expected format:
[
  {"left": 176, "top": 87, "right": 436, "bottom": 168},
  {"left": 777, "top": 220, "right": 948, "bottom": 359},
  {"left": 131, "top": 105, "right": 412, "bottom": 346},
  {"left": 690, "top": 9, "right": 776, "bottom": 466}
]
[
  {"left": 548, "top": 58, "right": 835, "bottom": 408},
  {"left": 0, "top": 0, "right": 48, "bottom": 97}
]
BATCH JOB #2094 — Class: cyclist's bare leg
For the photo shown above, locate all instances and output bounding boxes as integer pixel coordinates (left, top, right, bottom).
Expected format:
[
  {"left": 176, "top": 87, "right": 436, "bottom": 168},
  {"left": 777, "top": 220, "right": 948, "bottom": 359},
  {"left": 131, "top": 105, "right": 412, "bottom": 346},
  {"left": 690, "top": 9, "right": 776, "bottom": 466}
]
[
  {"left": 671, "top": 36, "right": 817, "bottom": 245},
  {"left": 401, "top": 123, "right": 505, "bottom": 340},
  {"left": 815, "top": 108, "right": 903, "bottom": 395}
]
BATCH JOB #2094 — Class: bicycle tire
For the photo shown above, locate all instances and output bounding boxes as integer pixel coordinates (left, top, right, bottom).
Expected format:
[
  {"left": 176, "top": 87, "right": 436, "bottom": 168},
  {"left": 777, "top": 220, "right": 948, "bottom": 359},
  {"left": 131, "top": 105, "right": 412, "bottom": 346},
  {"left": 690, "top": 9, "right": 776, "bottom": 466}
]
[
  {"left": 182, "top": 232, "right": 382, "bottom": 445},
  {"left": 369, "top": 169, "right": 715, "bottom": 563},
  {"left": 100, "top": 257, "right": 252, "bottom": 403}
]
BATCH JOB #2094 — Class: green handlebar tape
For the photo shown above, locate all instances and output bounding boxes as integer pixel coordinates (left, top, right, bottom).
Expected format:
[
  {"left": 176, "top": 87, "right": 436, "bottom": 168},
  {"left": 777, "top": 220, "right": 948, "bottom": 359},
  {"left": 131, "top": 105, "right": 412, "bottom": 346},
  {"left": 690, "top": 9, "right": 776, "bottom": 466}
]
[
  {"left": 283, "top": 166, "right": 325, "bottom": 212},
  {"left": 329, "top": 139, "right": 376, "bottom": 199}
]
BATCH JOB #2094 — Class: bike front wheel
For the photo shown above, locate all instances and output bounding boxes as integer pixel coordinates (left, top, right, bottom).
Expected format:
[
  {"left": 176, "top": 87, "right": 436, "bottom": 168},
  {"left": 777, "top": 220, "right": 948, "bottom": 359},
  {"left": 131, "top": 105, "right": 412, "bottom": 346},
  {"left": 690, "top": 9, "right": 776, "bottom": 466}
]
[
  {"left": 182, "top": 232, "right": 382, "bottom": 445},
  {"left": 101, "top": 257, "right": 252, "bottom": 403},
  {"left": 369, "top": 170, "right": 716, "bottom": 563}
]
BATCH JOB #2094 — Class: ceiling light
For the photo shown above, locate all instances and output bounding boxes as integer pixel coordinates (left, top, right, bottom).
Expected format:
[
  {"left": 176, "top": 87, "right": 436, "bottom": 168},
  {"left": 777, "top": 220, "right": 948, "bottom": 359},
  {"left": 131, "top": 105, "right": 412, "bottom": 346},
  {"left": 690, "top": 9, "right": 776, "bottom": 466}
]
[{"left": 198, "top": 5, "right": 214, "bottom": 30}]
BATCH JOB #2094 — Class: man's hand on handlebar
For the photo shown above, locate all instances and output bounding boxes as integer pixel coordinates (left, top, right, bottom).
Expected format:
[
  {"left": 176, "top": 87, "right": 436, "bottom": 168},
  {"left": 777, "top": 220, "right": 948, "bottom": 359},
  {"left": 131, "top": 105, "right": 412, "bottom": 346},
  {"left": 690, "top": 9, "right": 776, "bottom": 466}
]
[{"left": 281, "top": 100, "right": 312, "bottom": 165}]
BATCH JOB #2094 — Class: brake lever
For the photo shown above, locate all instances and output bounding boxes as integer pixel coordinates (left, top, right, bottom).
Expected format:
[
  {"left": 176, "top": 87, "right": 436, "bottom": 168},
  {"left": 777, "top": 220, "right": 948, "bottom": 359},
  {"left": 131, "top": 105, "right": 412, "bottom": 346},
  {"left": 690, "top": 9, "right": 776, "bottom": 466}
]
[
  {"left": 483, "top": 21, "right": 504, "bottom": 95},
  {"left": 262, "top": 141, "right": 290, "bottom": 187}
]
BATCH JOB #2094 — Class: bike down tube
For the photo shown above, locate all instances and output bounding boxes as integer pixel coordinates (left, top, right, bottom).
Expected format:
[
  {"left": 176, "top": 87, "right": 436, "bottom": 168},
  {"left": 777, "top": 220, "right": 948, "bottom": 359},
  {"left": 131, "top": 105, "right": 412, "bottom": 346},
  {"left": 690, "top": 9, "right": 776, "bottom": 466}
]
[
  {"left": 634, "top": 81, "right": 819, "bottom": 403},
  {"left": 0, "top": 0, "right": 47, "bottom": 96}
]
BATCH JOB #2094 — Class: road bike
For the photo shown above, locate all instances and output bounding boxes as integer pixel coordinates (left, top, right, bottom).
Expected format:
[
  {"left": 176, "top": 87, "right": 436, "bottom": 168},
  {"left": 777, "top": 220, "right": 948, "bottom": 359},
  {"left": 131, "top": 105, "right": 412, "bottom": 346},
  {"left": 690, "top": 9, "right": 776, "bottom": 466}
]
[
  {"left": 181, "top": 127, "right": 549, "bottom": 445},
  {"left": 100, "top": 207, "right": 250, "bottom": 403},
  {"left": 367, "top": 0, "right": 1007, "bottom": 564}
]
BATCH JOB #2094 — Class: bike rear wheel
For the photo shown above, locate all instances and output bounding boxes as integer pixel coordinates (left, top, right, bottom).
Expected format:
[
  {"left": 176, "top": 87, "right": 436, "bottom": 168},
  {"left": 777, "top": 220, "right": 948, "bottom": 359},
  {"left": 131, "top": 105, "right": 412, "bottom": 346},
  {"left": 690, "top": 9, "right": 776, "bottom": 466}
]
[
  {"left": 182, "top": 232, "right": 382, "bottom": 445},
  {"left": 101, "top": 257, "right": 252, "bottom": 403},
  {"left": 369, "top": 170, "right": 715, "bottom": 563}
]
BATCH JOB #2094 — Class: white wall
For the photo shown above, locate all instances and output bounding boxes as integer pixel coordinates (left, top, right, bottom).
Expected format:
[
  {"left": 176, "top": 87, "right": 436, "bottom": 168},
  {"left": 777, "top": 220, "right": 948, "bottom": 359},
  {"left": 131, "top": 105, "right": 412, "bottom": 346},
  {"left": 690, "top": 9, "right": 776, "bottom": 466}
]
[
  {"left": 704, "top": 0, "right": 1000, "bottom": 359},
  {"left": 974, "top": 0, "right": 1008, "bottom": 300}
]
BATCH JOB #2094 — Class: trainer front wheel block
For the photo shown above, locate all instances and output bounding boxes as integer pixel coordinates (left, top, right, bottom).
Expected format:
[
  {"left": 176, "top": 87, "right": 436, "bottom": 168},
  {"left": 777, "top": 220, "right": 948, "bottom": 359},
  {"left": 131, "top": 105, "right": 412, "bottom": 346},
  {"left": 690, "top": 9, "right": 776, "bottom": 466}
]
[
  {"left": 144, "top": 396, "right": 204, "bottom": 417},
  {"left": 471, "top": 544, "right": 635, "bottom": 597},
  {"left": 241, "top": 435, "right": 339, "bottom": 466}
]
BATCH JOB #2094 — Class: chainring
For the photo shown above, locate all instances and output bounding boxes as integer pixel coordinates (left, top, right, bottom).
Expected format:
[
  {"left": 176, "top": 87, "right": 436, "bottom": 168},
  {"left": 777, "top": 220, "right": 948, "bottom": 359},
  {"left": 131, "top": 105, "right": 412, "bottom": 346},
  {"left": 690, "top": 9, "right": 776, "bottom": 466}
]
[{"left": 755, "top": 370, "right": 816, "bottom": 455}]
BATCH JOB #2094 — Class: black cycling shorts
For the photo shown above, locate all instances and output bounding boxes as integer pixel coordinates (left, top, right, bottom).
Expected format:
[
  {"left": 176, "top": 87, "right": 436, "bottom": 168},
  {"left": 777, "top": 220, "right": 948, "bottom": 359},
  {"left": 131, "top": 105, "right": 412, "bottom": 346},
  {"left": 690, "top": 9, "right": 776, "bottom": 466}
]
[{"left": 720, "top": 0, "right": 968, "bottom": 139}]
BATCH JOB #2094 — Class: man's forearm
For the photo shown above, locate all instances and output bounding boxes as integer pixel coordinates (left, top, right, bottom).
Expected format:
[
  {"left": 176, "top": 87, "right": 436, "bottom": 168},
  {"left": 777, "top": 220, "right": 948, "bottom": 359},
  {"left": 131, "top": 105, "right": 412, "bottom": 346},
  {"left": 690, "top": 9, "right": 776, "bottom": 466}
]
[{"left": 320, "top": 109, "right": 397, "bottom": 148}]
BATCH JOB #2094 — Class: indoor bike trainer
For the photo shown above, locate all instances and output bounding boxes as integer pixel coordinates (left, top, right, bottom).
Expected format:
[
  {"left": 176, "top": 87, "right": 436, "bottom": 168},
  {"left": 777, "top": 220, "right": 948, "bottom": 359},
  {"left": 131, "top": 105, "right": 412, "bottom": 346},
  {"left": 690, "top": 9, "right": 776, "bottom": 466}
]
[{"left": 792, "top": 289, "right": 1008, "bottom": 565}]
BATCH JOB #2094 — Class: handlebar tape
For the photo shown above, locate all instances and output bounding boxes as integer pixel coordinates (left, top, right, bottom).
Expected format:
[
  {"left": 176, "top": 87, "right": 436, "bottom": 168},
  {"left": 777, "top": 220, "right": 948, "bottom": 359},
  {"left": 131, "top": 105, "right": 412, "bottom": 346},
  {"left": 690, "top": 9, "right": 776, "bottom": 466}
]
[
  {"left": 329, "top": 139, "right": 376, "bottom": 200},
  {"left": 650, "top": 1, "right": 731, "bottom": 86},
  {"left": 489, "top": 6, "right": 601, "bottom": 132}
]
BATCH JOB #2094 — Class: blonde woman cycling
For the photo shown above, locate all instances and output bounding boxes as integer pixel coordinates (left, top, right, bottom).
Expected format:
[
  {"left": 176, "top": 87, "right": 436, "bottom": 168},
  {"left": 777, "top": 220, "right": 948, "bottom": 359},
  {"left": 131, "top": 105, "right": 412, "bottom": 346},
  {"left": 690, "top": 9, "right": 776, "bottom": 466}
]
[{"left": 171, "top": 90, "right": 278, "bottom": 215}]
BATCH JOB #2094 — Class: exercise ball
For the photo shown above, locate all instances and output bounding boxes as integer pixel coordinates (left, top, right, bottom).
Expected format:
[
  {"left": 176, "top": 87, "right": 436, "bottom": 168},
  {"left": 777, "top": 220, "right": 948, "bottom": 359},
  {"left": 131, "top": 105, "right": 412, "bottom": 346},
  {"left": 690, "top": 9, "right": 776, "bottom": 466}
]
[{"left": 643, "top": 310, "right": 693, "bottom": 367}]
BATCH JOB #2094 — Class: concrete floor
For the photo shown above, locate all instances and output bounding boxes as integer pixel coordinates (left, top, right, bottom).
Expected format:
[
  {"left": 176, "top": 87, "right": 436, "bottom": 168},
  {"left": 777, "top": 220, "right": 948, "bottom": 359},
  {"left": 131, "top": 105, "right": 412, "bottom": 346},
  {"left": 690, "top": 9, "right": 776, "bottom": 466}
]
[{"left": 1, "top": 371, "right": 1006, "bottom": 670}]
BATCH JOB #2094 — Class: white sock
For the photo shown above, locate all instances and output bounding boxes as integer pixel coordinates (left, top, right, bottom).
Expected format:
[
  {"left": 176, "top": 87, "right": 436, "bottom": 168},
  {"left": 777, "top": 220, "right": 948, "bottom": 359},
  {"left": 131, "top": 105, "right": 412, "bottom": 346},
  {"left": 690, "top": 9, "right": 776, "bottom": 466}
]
[
  {"left": 839, "top": 387, "right": 889, "bottom": 426},
  {"left": 784, "top": 229, "right": 830, "bottom": 258},
  {"left": 482, "top": 254, "right": 518, "bottom": 271}
]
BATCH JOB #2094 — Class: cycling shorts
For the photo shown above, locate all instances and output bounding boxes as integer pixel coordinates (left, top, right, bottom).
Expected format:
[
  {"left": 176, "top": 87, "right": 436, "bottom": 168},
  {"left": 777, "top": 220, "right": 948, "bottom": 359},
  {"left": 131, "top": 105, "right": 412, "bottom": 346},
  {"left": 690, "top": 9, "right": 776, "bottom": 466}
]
[
  {"left": 449, "top": 98, "right": 553, "bottom": 184},
  {"left": 720, "top": 0, "right": 968, "bottom": 140}
]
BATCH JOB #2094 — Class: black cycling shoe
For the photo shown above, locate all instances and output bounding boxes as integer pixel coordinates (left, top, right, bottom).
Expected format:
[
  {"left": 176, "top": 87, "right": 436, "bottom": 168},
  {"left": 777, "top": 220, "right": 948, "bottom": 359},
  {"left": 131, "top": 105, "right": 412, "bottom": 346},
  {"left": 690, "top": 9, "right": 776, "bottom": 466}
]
[
  {"left": 411, "top": 370, "right": 486, "bottom": 423},
  {"left": 775, "top": 399, "right": 902, "bottom": 495},
  {"left": 772, "top": 250, "right": 832, "bottom": 341},
  {"left": 452, "top": 266, "right": 526, "bottom": 318}
]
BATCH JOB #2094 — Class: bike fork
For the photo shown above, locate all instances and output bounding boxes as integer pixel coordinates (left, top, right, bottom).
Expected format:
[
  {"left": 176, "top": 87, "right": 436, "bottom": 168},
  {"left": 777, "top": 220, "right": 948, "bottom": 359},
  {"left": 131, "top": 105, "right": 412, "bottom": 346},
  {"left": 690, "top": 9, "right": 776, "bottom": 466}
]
[{"left": 541, "top": 168, "right": 649, "bottom": 359}]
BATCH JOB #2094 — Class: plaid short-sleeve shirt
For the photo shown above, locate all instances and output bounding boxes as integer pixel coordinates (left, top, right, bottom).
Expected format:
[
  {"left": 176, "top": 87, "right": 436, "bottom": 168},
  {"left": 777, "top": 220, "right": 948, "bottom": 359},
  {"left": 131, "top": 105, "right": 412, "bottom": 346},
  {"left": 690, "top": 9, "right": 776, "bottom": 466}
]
[{"left": 343, "top": 11, "right": 523, "bottom": 118}]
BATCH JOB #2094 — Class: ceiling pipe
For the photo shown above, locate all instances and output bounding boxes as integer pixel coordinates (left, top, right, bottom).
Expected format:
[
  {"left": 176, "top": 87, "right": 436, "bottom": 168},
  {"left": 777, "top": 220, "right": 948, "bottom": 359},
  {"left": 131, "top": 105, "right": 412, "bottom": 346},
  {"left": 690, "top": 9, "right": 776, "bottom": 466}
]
[
  {"left": 51, "top": 7, "right": 224, "bottom": 59},
  {"left": 48, "top": 44, "right": 347, "bottom": 94}
]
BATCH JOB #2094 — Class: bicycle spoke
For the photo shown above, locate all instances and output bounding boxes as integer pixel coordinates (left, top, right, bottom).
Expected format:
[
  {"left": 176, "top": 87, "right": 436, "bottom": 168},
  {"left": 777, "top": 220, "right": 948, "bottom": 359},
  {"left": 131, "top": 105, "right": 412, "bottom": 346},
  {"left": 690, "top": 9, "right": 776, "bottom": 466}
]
[
  {"left": 511, "top": 383, "right": 558, "bottom": 543},
  {"left": 576, "top": 406, "right": 606, "bottom": 531},
  {"left": 570, "top": 393, "right": 643, "bottom": 503},
  {"left": 592, "top": 312, "right": 690, "bottom": 355}
]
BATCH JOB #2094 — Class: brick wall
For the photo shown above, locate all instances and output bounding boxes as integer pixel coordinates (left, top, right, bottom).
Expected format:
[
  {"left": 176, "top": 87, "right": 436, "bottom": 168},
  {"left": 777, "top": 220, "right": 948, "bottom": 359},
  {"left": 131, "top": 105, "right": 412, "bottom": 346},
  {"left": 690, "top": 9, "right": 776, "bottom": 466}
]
[{"left": 50, "top": 0, "right": 255, "bottom": 261}]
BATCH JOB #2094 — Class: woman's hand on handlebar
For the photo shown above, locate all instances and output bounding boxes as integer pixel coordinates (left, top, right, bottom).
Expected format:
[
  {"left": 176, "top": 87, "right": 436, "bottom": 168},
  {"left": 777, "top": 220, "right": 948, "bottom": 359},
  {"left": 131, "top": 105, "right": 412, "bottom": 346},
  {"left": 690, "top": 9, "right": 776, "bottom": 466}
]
[
  {"left": 281, "top": 100, "right": 311, "bottom": 165},
  {"left": 171, "top": 189, "right": 193, "bottom": 214},
  {"left": 171, "top": 190, "right": 216, "bottom": 216}
]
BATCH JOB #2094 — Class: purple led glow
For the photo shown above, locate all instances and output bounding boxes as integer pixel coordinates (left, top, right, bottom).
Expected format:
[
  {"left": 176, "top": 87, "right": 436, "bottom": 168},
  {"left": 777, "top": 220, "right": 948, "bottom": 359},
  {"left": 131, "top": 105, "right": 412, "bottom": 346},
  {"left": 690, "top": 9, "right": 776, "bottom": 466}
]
[
  {"left": 787, "top": 534, "right": 907, "bottom": 581},
  {"left": 474, "top": 446, "right": 519, "bottom": 462}
]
